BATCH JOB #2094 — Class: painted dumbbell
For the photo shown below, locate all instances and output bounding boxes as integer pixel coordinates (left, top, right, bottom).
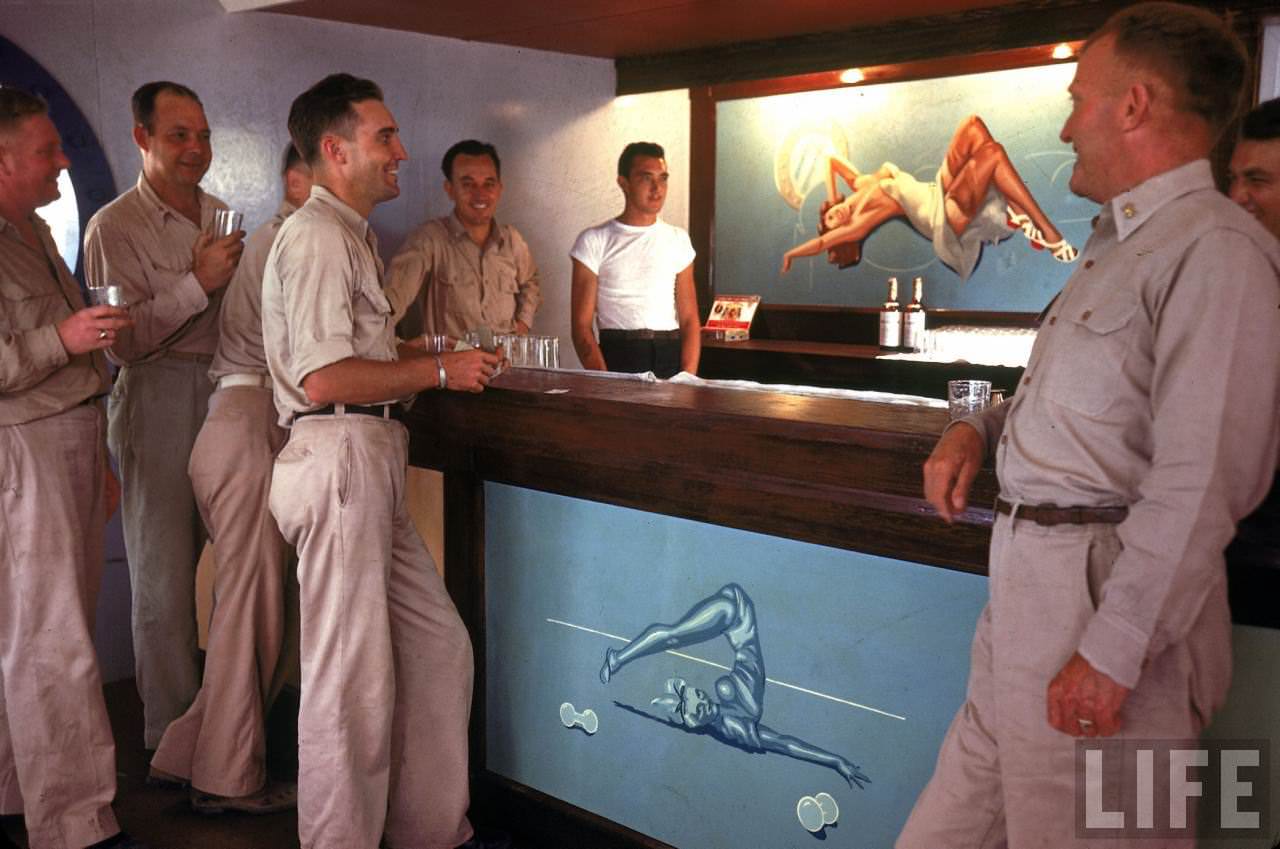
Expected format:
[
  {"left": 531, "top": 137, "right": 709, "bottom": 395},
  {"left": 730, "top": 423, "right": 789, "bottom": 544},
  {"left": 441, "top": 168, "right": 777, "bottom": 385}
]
[
  {"left": 796, "top": 791, "right": 839, "bottom": 833},
  {"left": 559, "top": 702, "right": 598, "bottom": 734}
]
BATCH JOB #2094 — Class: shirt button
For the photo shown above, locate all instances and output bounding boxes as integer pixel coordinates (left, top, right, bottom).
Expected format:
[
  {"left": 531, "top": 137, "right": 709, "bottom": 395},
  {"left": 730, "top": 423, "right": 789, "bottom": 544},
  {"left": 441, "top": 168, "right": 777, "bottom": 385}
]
[
  {"left": 1001, "top": 435, "right": 1009, "bottom": 445},
  {"left": 1048, "top": 316, "right": 1057, "bottom": 325},
  {"left": 1122, "top": 203, "right": 1137, "bottom": 219},
  {"left": 1081, "top": 309, "right": 1092, "bottom": 321},
  {"left": 1084, "top": 260, "right": 1094, "bottom": 269},
  {"left": 1022, "top": 377, "right": 1031, "bottom": 386}
]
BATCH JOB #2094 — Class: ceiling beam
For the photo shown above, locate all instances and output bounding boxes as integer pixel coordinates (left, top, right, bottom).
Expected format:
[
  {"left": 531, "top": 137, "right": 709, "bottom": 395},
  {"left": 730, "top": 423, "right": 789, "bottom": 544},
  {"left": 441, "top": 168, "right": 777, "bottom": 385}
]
[
  {"left": 217, "top": 0, "right": 294, "bottom": 12},
  {"left": 615, "top": 0, "right": 1274, "bottom": 94}
]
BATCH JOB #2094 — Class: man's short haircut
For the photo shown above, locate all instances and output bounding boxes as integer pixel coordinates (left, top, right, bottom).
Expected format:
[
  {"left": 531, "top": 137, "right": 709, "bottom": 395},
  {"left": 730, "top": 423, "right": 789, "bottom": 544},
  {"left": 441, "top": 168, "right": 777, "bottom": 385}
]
[
  {"left": 131, "top": 81, "right": 202, "bottom": 134},
  {"left": 1241, "top": 98, "right": 1280, "bottom": 142},
  {"left": 1089, "top": 2, "right": 1247, "bottom": 136},
  {"left": 281, "top": 142, "right": 305, "bottom": 175},
  {"left": 287, "top": 73, "right": 384, "bottom": 167},
  {"left": 441, "top": 139, "right": 500, "bottom": 180},
  {"left": 618, "top": 141, "right": 665, "bottom": 178},
  {"left": 0, "top": 86, "right": 48, "bottom": 136}
]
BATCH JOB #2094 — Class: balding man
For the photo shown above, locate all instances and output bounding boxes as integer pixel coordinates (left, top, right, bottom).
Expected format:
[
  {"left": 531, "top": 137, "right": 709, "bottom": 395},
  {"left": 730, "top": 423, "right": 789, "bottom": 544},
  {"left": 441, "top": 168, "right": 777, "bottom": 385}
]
[
  {"left": 0, "top": 86, "right": 143, "bottom": 849},
  {"left": 899, "top": 5, "right": 1280, "bottom": 847},
  {"left": 1229, "top": 98, "right": 1280, "bottom": 239}
]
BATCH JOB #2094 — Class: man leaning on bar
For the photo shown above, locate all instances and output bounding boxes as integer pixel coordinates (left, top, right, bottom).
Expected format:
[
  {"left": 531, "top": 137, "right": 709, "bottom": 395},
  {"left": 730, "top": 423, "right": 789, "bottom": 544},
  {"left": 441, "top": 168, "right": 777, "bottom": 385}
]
[{"left": 898, "top": 5, "right": 1280, "bottom": 847}]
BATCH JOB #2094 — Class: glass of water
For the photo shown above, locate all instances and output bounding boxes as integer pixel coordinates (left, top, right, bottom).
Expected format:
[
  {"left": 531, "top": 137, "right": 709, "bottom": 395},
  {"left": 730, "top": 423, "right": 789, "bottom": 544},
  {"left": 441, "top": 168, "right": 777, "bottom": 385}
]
[
  {"left": 947, "top": 379, "right": 991, "bottom": 420},
  {"left": 87, "top": 280, "right": 127, "bottom": 308}
]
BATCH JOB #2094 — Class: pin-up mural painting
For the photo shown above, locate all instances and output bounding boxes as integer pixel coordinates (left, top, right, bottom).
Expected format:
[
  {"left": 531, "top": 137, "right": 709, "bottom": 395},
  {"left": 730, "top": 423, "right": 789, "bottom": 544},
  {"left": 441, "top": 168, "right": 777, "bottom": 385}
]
[
  {"left": 484, "top": 484, "right": 990, "bottom": 848},
  {"left": 779, "top": 115, "right": 1078, "bottom": 279},
  {"left": 600, "top": 583, "right": 871, "bottom": 790},
  {"left": 716, "top": 61, "right": 1096, "bottom": 312}
]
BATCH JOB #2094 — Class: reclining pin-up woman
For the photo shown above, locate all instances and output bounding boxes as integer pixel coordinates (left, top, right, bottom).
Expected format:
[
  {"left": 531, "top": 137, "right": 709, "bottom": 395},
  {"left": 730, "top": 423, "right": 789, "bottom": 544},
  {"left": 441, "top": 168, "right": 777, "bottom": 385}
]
[
  {"left": 781, "top": 115, "right": 1078, "bottom": 280},
  {"left": 600, "top": 583, "right": 870, "bottom": 789}
]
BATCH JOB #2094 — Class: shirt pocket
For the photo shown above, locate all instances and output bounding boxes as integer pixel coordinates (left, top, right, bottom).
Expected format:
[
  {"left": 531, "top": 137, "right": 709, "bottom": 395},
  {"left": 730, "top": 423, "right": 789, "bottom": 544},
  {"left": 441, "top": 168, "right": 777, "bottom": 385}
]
[
  {"left": 0, "top": 286, "right": 62, "bottom": 335},
  {"left": 1040, "top": 291, "right": 1140, "bottom": 417},
  {"left": 487, "top": 254, "right": 520, "bottom": 295}
]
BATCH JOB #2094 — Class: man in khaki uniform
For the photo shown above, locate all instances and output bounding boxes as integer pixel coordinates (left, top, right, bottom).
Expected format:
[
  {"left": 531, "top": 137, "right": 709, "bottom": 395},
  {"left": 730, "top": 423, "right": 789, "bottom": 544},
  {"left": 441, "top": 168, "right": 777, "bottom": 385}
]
[
  {"left": 150, "top": 145, "right": 312, "bottom": 811},
  {"left": 83, "top": 81, "right": 243, "bottom": 749},
  {"left": 1228, "top": 98, "right": 1280, "bottom": 240},
  {"left": 899, "top": 6, "right": 1280, "bottom": 847},
  {"left": 0, "top": 87, "right": 142, "bottom": 849},
  {"left": 386, "top": 139, "right": 540, "bottom": 338},
  {"left": 262, "top": 74, "right": 501, "bottom": 849}
]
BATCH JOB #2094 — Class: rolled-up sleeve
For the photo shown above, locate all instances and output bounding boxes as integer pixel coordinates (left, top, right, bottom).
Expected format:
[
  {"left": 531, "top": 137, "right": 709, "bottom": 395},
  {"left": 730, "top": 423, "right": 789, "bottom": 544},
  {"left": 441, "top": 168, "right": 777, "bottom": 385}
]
[{"left": 278, "top": 220, "right": 358, "bottom": 385}]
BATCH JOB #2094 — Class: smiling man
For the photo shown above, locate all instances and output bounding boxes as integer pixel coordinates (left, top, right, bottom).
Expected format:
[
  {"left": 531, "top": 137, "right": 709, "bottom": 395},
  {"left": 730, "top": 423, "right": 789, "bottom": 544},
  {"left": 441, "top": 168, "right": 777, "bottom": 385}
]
[
  {"left": 386, "top": 139, "right": 540, "bottom": 339},
  {"left": 570, "top": 141, "right": 700, "bottom": 377},
  {"left": 262, "top": 74, "right": 502, "bottom": 849},
  {"left": 84, "top": 81, "right": 244, "bottom": 751},
  {"left": 0, "top": 85, "right": 141, "bottom": 849},
  {"left": 1229, "top": 98, "right": 1280, "bottom": 239},
  {"left": 899, "top": 5, "right": 1280, "bottom": 848}
]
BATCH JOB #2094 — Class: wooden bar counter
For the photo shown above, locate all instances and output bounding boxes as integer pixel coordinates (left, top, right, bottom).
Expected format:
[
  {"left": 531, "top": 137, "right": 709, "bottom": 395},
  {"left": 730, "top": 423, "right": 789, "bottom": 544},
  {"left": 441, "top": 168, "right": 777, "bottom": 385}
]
[{"left": 402, "top": 368, "right": 1279, "bottom": 849}]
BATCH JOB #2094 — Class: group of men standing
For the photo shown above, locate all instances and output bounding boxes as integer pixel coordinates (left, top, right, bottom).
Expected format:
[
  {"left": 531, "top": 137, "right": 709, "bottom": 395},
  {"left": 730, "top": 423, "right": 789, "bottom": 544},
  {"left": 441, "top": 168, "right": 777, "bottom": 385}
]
[
  {"left": 1, "top": 52, "right": 700, "bottom": 849},
  {"left": 3, "top": 2, "right": 1280, "bottom": 848}
]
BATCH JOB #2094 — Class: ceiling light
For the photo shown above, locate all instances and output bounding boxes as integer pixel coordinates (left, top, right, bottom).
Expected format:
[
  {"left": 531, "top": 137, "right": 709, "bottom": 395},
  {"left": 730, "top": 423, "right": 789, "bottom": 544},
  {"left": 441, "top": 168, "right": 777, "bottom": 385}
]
[
  {"left": 839, "top": 68, "right": 865, "bottom": 85},
  {"left": 1052, "top": 43, "right": 1074, "bottom": 60}
]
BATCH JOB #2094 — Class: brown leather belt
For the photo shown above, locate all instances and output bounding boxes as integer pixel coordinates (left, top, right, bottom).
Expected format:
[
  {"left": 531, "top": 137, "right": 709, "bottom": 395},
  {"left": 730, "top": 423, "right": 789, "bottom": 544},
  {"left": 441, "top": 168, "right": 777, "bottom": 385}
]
[
  {"left": 995, "top": 496, "right": 1128, "bottom": 526},
  {"left": 600, "top": 329, "right": 680, "bottom": 341}
]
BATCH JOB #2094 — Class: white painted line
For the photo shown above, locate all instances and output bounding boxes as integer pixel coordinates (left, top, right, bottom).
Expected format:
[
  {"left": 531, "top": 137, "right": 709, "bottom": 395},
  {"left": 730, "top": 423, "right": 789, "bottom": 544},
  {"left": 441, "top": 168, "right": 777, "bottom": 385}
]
[{"left": 545, "top": 617, "right": 907, "bottom": 722}]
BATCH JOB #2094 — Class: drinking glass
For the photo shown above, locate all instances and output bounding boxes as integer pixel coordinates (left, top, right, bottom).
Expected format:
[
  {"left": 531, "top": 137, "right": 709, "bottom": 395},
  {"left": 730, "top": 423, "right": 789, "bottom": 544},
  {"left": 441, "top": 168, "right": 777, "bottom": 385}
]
[
  {"left": 212, "top": 208, "right": 243, "bottom": 238},
  {"left": 948, "top": 379, "right": 991, "bottom": 420},
  {"left": 87, "top": 280, "right": 127, "bottom": 307}
]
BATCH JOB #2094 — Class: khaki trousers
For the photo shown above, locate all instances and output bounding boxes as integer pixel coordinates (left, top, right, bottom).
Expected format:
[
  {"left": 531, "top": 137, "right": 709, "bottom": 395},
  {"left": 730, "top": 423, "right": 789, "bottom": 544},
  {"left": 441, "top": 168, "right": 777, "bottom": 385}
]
[
  {"left": 270, "top": 415, "right": 473, "bottom": 849},
  {"left": 107, "top": 358, "right": 212, "bottom": 747},
  {"left": 0, "top": 405, "right": 119, "bottom": 849},
  {"left": 152, "top": 386, "right": 288, "bottom": 796},
  {"left": 897, "top": 516, "right": 1228, "bottom": 849}
]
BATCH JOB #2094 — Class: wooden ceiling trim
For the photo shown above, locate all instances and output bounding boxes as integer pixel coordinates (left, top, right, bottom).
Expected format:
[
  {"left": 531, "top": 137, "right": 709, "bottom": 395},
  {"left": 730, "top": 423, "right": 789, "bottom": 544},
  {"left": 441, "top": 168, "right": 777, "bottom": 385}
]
[{"left": 615, "top": 0, "right": 1275, "bottom": 93}]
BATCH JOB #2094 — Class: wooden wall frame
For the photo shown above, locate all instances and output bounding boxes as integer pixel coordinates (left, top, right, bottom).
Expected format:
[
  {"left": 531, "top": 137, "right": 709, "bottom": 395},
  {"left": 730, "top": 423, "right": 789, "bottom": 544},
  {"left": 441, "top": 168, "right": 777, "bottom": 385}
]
[{"left": 667, "top": 0, "right": 1272, "bottom": 322}]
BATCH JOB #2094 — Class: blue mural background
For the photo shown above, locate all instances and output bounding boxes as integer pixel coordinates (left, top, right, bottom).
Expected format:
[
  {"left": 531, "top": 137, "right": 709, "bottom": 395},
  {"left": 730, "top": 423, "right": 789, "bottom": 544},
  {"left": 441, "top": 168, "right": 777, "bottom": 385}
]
[
  {"left": 484, "top": 484, "right": 989, "bottom": 848},
  {"left": 715, "top": 62, "right": 1099, "bottom": 312}
]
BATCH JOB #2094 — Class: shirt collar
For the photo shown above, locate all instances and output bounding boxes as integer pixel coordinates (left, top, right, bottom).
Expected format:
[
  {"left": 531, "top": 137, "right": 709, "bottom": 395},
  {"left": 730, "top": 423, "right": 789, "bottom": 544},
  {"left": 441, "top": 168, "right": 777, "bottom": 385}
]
[
  {"left": 135, "top": 172, "right": 213, "bottom": 227},
  {"left": 0, "top": 211, "right": 56, "bottom": 256},
  {"left": 308, "top": 185, "right": 378, "bottom": 254},
  {"left": 445, "top": 210, "right": 504, "bottom": 249},
  {"left": 1107, "top": 159, "right": 1214, "bottom": 242}
]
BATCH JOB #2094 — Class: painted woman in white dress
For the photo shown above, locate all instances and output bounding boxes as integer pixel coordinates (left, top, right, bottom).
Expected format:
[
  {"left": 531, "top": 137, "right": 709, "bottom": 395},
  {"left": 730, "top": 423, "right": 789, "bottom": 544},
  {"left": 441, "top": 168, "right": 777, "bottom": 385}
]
[
  {"left": 600, "top": 583, "right": 870, "bottom": 789},
  {"left": 780, "top": 114, "right": 1077, "bottom": 280}
]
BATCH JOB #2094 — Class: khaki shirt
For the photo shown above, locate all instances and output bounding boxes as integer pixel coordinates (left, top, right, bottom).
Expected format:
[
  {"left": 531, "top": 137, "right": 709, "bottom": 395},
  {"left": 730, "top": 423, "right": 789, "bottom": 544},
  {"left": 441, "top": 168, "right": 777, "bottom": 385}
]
[
  {"left": 385, "top": 213, "right": 540, "bottom": 338},
  {"left": 83, "top": 174, "right": 226, "bottom": 364},
  {"left": 209, "top": 201, "right": 295, "bottom": 382},
  {"left": 965, "top": 159, "right": 1280, "bottom": 689},
  {"left": 0, "top": 213, "right": 109, "bottom": 426},
  {"left": 262, "top": 186, "right": 400, "bottom": 426}
]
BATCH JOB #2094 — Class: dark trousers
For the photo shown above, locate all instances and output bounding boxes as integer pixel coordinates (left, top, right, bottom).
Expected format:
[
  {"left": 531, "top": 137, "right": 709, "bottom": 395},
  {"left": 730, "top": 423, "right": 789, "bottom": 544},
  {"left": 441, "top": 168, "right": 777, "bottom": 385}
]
[{"left": 599, "top": 330, "right": 682, "bottom": 378}]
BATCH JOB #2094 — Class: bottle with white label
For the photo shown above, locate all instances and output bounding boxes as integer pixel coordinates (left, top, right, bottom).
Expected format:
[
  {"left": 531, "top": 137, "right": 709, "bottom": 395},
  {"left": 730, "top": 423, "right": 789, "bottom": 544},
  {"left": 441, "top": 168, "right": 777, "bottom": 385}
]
[
  {"left": 903, "top": 276, "right": 926, "bottom": 352},
  {"left": 879, "top": 277, "right": 902, "bottom": 350}
]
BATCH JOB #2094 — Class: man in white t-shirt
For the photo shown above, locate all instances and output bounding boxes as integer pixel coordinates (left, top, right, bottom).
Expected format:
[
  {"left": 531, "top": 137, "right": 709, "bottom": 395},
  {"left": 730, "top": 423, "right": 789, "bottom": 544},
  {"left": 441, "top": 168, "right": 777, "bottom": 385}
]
[{"left": 570, "top": 142, "right": 700, "bottom": 377}]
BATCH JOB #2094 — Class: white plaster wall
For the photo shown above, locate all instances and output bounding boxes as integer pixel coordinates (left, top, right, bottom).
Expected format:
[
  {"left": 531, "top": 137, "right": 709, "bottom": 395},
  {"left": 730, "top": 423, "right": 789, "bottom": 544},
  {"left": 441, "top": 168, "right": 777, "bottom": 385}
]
[{"left": 2, "top": 0, "right": 689, "bottom": 681}]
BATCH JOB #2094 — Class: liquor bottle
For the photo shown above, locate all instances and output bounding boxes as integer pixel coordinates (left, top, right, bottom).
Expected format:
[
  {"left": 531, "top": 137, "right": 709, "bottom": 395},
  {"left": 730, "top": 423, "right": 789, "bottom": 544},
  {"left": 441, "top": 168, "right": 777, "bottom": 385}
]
[
  {"left": 879, "top": 277, "right": 902, "bottom": 350},
  {"left": 903, "top": 276, "right": 926, "bottom": 352}
]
